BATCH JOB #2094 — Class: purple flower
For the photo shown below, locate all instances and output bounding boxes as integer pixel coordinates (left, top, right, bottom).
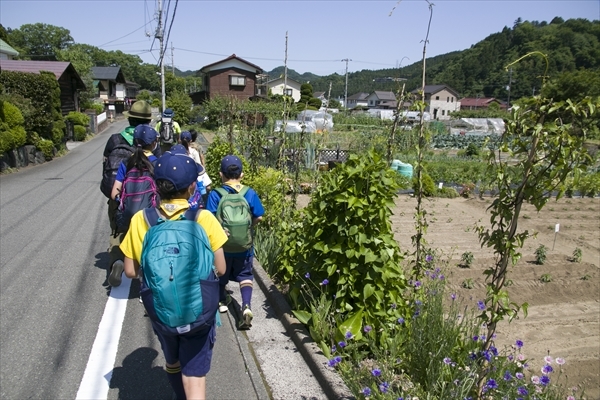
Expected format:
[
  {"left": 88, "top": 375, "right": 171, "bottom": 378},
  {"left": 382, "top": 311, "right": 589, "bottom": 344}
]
[
  {"left": 490, "top": 346, "right": 498, "bottom": 356},
  {"left": 379, "top": 382, "right": 389, "bottom": 393},
  {"left": 508, "top": 354, "right": 514, "bottom": 361},
  {"left": 331, "top": 345, "right": 336, "bottom": 353},
  {"left": 485, "top": 379, "right": 498, "bottom": 390},
  {"left": 415, "top": 300, "right": 422, "bottom": 306},
  {"left": 472, "top": 335, "right": 479, "bottom": 342},
  {"left": 540, "top": 375, "right": 550, "bottom": 386},
  {"left": 371, "top": 368, "right": 381, "bottom": 377},
  {"left": 320, "top": 279, "right": 329, "bottom": 286},
  {"left": 542, "top": 364, "right": 553, "bottom": 374},
  {"left": 515, "top": 372, "right": 524, "bottom": 380},
  {"left": 362, "top": 387, "right": 371, "bottom": 396},
  {"left": 338, "top": 341, "right": 347, "bottom": 348},
  {"left": 451, "top": 293, "right": 457, "bottom": 300},
  {"left": 334, "top": 356, "right": 342, "bottom": 363},
  {"left": 363, "top": 325, "right": 372, "bottom": 333},
  {"left": 305, "top": 272, "right": 310, "bottom": 278},
  {"left": 414, "top": 280, "right": 422, "bottom": 288},
  {"left": 515, "top": 339, "right": 524, "bottom": 348},
  {"left": 345, "top": 331, "right": 353, "bottom": 339},
  {"left": 390, "top": 303, "right": 397, "bottom": 309},
  {"left": 439, "top": 274, "right": 445, "bottom": 280},
  {"left": 544, "top": 355, "right": 553, "bottom": 364},
  {"left": 426, "top": 254, "right": 434, "bottom": 262},
  {"left": 504, "top": 371, "right": 512, "bottom": 381},
  {"left": 443, "top": 357, "right": 452, "bottom": 365},
  {"left": 327, "top": 358, "right": 339, "bottom": 367},
  {"left": 517, "top": 386, "right": 528, "bottom": 396},
  {"left": 477, "top": 300, "right": 486, "bottom": 311},
  {"left": 556, "top": 357, "right": 565, "bottom": 365},
  {"left": 397, "top": 317, "right": 405, "bottom": 324}
]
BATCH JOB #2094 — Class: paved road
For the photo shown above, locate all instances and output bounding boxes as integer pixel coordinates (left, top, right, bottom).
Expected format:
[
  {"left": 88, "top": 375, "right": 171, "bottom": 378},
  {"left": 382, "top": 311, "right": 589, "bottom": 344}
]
[{"left": 0, "top": 121, "right": 332, "bottom": 400}]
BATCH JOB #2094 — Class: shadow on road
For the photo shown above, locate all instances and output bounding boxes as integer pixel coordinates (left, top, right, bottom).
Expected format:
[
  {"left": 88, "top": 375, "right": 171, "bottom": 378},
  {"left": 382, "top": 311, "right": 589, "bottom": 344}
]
[{"left": 110, "top": 347, "right": 172, "bottom": 399}]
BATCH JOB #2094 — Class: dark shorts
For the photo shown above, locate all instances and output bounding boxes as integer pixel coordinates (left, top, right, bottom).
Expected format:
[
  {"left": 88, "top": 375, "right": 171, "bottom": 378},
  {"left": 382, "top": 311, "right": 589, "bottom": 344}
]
[
  {"left": 219, "top": 255, "right": 254, "bottom": 285},
  {"left": 153, "top": 322, "right": 216, "bottom": 377}
]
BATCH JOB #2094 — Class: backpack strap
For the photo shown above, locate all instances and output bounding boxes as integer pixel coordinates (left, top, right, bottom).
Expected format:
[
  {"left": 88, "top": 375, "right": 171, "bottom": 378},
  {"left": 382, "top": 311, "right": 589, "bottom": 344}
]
[
  {"left": 143, "top": 208, "right": 162, "bottom": 228},
  {"left": 183, "top": 208, "right": 200, "bottom": 222},
  {"left": 215, "top": 185, "right": 249, "bottom": 197},
  {"left": 214, "top": 187, "right": 229, "bottom": 197}
]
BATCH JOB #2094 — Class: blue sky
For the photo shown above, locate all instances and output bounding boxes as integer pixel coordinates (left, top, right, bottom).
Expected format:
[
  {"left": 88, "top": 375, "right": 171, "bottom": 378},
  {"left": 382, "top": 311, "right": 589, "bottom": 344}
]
[{"left": 1, "top": 0, "right": 598, "bottom": 76}]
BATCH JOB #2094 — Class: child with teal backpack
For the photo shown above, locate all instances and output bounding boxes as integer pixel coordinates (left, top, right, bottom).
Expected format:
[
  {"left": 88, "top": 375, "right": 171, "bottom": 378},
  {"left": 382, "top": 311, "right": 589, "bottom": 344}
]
[
  {"left": 120, "top": 152, "right": 227, "bottom": 400},
  {"left": 206, "top": 155, "right": 264, "bottom": 330}
]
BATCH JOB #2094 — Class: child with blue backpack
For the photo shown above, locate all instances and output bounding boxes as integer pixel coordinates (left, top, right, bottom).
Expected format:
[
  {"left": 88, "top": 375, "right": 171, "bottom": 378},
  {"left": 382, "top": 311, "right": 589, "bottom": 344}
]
[
  {"left": 120, "top": 152, "right": 227, "bottom": 400},
  {"left": 206, "top": 155, "right": 264, "bottom": 329}
]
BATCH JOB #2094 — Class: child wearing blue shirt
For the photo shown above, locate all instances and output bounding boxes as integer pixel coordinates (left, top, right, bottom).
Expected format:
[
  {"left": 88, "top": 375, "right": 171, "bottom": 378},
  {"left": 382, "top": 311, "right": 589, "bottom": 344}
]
[{"left": 206, "top": 155, "right": 264, "bottom": 329}]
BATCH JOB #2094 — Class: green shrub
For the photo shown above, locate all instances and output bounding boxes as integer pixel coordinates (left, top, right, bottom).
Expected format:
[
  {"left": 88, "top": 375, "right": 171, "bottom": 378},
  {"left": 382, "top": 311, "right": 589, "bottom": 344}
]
[
  {"left": 412, "top": 172, "right": 436, "bottom": 197},
  {"left": 36, "top": 139, "right": 54, "bottom": 160},
  {"left": 572, "top": 247, "right": 582, "bottom": 263},
  {"left": 279, "top": 150, "right": 409, "bottom": 334},
  {"left": 0, "top": 100, "right": 27, "bottom": 154},
  {"left": 576, "top": 172, "right": 600, "bottom": 198},
  {"left": 66, "top": 111, "right": 90, "bottom": 127},
  {"left": 73, "top": 125, "right": 87, "bottom": 141},
  {"left": 436, "top": 186, "right": 459, "bottom": 198},
  {"left": 85, "top": 103, "right": 105, "bottom": 114},
  {"left": 460, "top": 251, "right": 474, "bottom": 268},
  {"left": 464, "top": 142, "right": 480, "bottom": 157}
]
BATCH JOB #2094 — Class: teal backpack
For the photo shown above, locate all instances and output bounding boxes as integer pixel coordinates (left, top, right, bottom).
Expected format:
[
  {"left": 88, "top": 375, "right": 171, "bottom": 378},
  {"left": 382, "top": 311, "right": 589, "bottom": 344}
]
[
  {"left": 140, "top": 208, "right": 218, "bottom": 334},
  {"left": 215, "top": 186, "right": 253, "bottom": 253}
]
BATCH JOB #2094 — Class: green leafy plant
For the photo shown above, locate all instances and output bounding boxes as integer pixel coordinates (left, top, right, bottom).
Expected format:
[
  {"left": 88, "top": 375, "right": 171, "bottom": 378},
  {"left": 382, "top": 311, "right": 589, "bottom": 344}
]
[
  {"left": 461, "top": 278, "right": 474, "bottom": 289},
  {"left": 535, "top": 244, "right": 548, "bottom": 265},
  {"left": 460, "top": 251, "right": 474, "bottom": 268},
  {"left": 279, "top": 150, "right": 409, "bottom": 332},
  {"left": 73, "top": 125, "right": 87, "bottom": 141},
  {"left": 571, "top": 247, "right": 582, "bottom": 263},
  {"left": 540, "top": 273, "right": 553, "bottom": 283},
  {"left": 0, "top": 100, "right": 27, "bottom": 154}
]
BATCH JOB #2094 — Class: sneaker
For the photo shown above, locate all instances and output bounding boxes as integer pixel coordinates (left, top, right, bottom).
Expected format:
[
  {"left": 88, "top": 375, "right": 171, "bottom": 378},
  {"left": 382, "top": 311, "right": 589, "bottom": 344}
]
[
  {"left": 108, "top": 260, "right": 124, "bottom": 287},
  {"left": 239, "top": 305, "right": 253, "bottom": 329},
  {"left": 219, "top": 302, "right": 229, "bottom": 313}
]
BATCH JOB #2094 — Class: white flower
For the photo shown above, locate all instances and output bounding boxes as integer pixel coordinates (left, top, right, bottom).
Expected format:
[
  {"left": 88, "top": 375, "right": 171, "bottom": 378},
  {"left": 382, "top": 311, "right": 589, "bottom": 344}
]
[
  {"left": 544, "top": 355, "right": 553, "bottom": 364},
  {"left": 556, "top": 357, "right": 566, "bottom": 365}
]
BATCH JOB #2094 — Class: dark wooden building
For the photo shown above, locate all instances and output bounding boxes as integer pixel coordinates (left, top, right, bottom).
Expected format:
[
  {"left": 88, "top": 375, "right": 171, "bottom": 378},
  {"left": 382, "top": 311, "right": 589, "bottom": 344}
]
[
  {"left": 0, "top": 60, "right": 86, "bottom": 115},
  {"left": 193, "top": 54, "right": 264, "bottom": 103}
]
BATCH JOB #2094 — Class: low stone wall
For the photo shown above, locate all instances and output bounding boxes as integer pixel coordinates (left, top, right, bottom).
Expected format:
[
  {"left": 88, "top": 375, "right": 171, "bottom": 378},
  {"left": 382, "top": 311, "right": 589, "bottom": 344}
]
[{"left": 0, "top": 145, "right": 52, "bottom": 172}]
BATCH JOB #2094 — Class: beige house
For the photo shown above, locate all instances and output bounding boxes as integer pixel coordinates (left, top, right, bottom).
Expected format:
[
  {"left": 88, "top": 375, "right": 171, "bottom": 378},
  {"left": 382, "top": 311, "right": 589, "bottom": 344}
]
[
  {"left": 267, "top": 77, "right": 302, "bottom": 102},
  {"left": 412, "top": 85, "right": 461, "bottom": 120}
]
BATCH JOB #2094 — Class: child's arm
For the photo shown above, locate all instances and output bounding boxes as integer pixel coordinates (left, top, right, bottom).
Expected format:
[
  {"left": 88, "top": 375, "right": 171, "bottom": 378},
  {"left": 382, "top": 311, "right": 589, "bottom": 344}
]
[
  {"left": 213, "top": 248, "right": 226, "bottom": 276},
  {"left": 124, "top": 256, "right": 139, "bottom": 278}
]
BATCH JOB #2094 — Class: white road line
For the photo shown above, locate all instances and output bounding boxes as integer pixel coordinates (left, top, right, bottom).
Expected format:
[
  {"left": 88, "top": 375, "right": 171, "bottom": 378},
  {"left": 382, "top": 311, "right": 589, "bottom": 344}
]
[{"left": 76, "top": 277, "right": 132, "bottom": 400}]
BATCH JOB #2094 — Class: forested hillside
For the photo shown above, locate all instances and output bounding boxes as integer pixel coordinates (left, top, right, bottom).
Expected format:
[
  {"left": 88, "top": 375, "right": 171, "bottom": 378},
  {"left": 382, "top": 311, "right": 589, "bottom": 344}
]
[{"left": 267, "top": 18, "right": 599, "bottom": 102}]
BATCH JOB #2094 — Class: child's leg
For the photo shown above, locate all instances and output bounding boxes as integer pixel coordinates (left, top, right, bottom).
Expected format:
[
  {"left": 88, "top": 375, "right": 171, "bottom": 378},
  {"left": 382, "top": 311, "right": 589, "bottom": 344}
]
[
  {"left": 165, "top": 362, "right": 186, "bottom": 400},
  {"left": 218, "top": 258, "right": 233, "bottom": 303},
  {"left": 182, "top": 375, "right": 206, "bottom": 400},
  {"left": 234, "top": 256, "right": 254, "bottom": 328}
]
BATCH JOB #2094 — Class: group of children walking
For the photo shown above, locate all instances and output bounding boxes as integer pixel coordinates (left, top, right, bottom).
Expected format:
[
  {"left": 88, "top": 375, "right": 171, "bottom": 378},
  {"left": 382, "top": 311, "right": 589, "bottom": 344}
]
[{"left": 101, "top": 100, "right": 264, "bottom": 400}]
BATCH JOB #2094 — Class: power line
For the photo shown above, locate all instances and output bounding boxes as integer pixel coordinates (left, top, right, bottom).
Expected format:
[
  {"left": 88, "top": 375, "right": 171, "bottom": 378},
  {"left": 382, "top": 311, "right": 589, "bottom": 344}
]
[{"left": 97, "top": 21, "right": 154, "bottom": 48}]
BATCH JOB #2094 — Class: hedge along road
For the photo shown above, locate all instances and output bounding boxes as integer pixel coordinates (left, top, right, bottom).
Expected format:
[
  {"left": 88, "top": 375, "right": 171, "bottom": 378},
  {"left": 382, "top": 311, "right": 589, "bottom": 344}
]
[{"left": 0, "top": 120, "right": 180, "bottom": 399}]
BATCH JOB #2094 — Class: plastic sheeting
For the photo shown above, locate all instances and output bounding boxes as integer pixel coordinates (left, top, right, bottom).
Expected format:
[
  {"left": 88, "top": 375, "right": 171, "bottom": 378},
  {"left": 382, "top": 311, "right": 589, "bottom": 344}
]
[
  {"left": 450, "top": 118, "right": 505, "bottom": 135},
  {"left": 274, "top": 120, "right": 317, "bottom": 133},
  {"left": 366, "top": 109, "right": 431, "bottom": 122},
  {"left": 296, "top": 110, "right": 334, "bottom": 132}
]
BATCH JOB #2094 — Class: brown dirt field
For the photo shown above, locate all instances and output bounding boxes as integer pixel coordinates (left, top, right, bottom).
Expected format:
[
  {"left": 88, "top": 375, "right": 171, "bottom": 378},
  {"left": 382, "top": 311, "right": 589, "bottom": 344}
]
[{"left": 297, "top": 194, "right": 600, "bottom": 398}]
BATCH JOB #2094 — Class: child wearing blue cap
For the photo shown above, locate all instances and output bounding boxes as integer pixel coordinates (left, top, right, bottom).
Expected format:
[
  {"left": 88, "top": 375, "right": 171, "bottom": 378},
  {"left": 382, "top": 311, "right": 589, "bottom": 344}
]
[
  {"left": 121, "top": 152, "right": 227, "bottom": 400},
  {"left": 206, "top": 155, "right": 264, "bottom": 329},
  {"left": 108, "top": 124, "right": 159, "bottom": 287}
]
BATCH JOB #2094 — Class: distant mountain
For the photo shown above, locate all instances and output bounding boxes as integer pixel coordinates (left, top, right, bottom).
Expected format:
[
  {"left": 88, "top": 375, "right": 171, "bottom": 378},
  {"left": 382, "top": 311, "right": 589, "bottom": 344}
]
[{"left": 172, "top": 18, "right": 599, "bottom": 102}]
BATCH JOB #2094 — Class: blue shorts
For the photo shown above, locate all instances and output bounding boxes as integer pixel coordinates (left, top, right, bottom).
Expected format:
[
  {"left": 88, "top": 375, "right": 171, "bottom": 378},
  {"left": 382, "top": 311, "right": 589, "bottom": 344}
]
[
  {"left": 219, "top": 255, "right": 254, "bottom": 285},
  {"left": 153, "top": 322, "right": 216, "bottom": 377}
]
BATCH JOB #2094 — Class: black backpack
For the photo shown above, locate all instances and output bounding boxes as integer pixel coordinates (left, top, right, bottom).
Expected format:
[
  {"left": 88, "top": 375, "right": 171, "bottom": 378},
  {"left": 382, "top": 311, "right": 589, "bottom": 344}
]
[
  {"left": 101, "top": 144, "right": 133, "bottom": 198},
  {"left": 159, "top": 118, "right": 174, "bottom": 145}
]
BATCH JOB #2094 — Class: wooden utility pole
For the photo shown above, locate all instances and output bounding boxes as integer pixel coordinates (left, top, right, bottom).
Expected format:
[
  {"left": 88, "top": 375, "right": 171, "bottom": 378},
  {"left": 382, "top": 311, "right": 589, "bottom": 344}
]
[
  {"left": 156, "top": 0, "right": 165, "bottom": 112},
  {"left": 171, "top": 43, "right": 175, "bottom": 75},
  {"left": 341, "top": 58, "right": 351, "bottom": 112}
]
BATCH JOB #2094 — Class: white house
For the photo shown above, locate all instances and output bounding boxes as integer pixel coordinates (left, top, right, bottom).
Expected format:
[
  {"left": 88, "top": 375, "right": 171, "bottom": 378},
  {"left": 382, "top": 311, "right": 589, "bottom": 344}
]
[
  {"left": 0, "top": 39, "right": 19, "bottom": 60},
  {"left": 412, "top": 85, "right": 461, "bottom": 120},
  {"left": 267, "top": 77, "right": 302, "bottom": 102},
  {"left": 346, "top": 92, "right": 369, "bottom": 109},
  {"left": 365, "top": 91, "right": 397, "bottom": 108}
]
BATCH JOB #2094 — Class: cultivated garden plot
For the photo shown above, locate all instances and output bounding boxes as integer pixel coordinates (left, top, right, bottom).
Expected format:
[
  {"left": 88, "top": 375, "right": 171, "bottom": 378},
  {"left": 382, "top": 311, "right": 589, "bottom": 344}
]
[{"left": 388, "top": 195, "right": 600, "bottom": 398}]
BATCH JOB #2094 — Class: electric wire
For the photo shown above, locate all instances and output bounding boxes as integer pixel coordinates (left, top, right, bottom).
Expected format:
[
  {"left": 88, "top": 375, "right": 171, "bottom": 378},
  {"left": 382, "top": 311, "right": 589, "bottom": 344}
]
[{"left": 97, "top": 21, "right": 154, "bottom": 48}]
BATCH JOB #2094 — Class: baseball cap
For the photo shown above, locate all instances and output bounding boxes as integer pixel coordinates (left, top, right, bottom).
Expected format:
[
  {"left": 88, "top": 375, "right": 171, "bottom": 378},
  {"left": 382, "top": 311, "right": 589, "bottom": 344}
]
[
  {"left": 220, "top": 155, "right": 243, "bottom": 174},
  {"left": 169, "top": 144, "right": 205, "bottom": 175},
  {"left": 180, "top": 131, "right": 192, "bottom": 141},
  {"left": 163, "top": 108, "right": 174, "bottom": 117},
  {"left": 127, "top": 100, "right": 152, "bottom": 120},
  {"left": 133, "top": 124, "right": 158, "bottom": 146},
  {"left": 153, "top": 152, "right": 198, "bottom": 191}
]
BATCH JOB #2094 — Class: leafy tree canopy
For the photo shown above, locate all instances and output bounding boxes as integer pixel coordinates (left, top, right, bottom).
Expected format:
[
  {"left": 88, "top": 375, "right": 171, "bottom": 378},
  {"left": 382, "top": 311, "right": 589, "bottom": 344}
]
[{"left": 8, "top": 23, "right": 73, "bottom": 60}]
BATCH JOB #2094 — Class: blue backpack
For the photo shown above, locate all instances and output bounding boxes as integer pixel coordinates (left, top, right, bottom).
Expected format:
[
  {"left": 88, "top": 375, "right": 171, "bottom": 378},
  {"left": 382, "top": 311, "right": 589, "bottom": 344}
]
[{"left": 140, "top": 208, "right": 218, "bottom": 335}]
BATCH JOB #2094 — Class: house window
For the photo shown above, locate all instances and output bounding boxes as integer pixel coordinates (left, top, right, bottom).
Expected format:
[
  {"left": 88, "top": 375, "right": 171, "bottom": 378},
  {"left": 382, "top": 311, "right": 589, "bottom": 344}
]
[
  {"left": 447, "top": 97, "right": 450, "bottom": 102},
  {"left": 435, "top": 96, "right": 439, "bottom": 100},
  {"left": 285, "top": 88, "right": 293, "bottom": 96},
  {"left": 441, "top": 110, "right": 445, "bottom": 116},
  {"left": 370, "top": 100, "right": 373, "bottom": 105},
  {"left": 230, "top": 75, "right": 246, "bottom": 86},
  {"left": 451, "top": 97, "right": 454, "bottom": 102}
]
